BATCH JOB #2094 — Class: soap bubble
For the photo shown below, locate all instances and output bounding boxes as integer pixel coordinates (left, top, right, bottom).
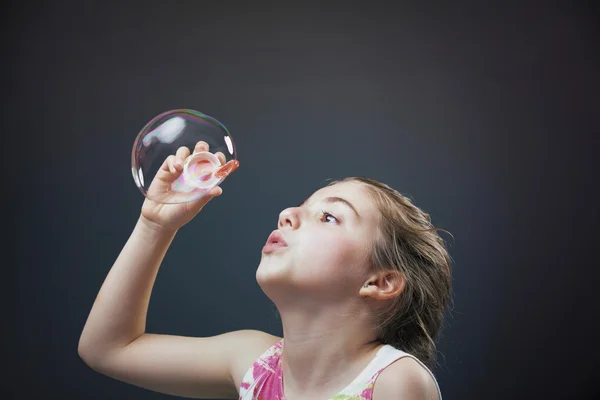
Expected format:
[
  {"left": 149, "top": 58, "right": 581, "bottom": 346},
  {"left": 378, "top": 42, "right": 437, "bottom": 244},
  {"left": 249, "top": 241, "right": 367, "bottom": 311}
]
[{"left": 131, "top": 109, "right": 239, "bottom": 204}]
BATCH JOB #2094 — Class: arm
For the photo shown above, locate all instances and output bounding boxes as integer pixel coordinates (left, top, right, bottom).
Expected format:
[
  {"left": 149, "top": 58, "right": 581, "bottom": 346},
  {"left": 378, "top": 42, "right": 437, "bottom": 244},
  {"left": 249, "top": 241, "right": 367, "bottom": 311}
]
[
  {"left": 79, "top": 141, "right": 264, "bottom": 398},
  {"left": 78, "top": 217, "right": 176, "bottom": 357},
  {"left": 78, "top": 217, "right": 276, "bottom": 398}
]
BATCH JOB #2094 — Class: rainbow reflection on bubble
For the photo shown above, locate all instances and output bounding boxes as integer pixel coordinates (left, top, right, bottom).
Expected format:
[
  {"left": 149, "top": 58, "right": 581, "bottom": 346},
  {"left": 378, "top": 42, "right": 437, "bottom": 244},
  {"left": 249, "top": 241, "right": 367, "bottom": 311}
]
[{"left": 131, "top": 109, "right": 238, "bottom": 204}]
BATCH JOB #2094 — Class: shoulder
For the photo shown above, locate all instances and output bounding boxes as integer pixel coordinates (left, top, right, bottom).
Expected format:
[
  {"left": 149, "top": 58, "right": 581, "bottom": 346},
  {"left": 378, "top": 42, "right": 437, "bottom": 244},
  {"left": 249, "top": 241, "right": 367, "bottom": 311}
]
[
  {"left": 228, "top": 330, "right": 282, "bottom": 389},
  {"left": 228, "top": 329, "right": 282, "bottom": 365},
  {"left": 372, "top": 356, "right": 440, "bottom": 400}
]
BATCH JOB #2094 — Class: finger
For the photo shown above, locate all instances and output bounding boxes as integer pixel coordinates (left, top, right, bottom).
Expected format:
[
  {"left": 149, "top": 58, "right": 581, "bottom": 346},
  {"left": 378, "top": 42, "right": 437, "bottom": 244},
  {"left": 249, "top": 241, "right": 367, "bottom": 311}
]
[
  {"left": 175, "top": 146, "right": 190, "bottom": 170},
  {"left": 158, "top": 155, "right": 174, "bottom": 173},
  {"left": 166, "top": 155, "right": 178, "bottom": 174},
  {"left": 215, "top": 151, "right": 226, "bottom": 165},
  {"left": 210, "top": 186, "right": 223, "bottom": 197},
  {"left": 154, "top": 155, "right": 179, "bottom": 182},
  {"left": 194, "top": 141, "right": 209, "bottom": 154},
  {"left": 186, "top": 186, "right": 223, "bottom": 213}
]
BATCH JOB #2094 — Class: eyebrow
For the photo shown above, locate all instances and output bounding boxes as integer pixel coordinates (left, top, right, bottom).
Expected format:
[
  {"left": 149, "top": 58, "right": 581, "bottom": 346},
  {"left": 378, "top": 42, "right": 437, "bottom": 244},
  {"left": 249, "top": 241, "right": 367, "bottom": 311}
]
[{"left": 298, "top": 196, "right": 361, "bottom": 221}]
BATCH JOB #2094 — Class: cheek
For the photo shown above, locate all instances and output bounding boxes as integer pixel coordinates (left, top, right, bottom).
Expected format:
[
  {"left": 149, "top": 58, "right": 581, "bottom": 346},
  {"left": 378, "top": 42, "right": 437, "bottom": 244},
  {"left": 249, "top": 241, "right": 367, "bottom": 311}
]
[{"left": 297, "top": 234, "right": 361, "bottom": 271}]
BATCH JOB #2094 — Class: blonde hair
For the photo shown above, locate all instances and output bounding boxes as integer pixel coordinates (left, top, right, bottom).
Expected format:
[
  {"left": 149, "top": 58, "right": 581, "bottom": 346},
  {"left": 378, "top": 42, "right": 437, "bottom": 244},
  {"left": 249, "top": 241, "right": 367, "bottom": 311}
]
[{"left": 326, "top": 177, "right": 453, "bottom": 369}]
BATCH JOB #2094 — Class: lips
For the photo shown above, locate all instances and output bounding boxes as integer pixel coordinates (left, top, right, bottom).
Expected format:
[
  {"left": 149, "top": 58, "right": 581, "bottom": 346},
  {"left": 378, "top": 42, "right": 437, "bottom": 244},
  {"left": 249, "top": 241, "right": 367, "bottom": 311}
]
[
  {"left": 266, "top": 230, "right": 288, "bottom": 247},
  {"left": 262, "top": 231, "right": 288, "bottom": 254}
]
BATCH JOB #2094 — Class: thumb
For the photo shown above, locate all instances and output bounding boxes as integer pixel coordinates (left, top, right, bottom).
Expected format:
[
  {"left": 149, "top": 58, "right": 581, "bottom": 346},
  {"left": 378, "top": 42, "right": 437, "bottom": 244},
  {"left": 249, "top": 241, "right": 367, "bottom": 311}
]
[
  {"left": 185, "top": 186, "right": 222, "bottom": 215},
  {"left": 209, "top": 186, "right": 223, "bottom": 197}
]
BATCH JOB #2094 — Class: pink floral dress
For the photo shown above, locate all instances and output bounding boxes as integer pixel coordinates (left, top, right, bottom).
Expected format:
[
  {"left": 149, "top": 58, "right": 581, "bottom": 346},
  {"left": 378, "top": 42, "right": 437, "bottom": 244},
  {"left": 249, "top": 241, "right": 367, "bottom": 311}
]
[{"left": 238, "top": 339, "right": 441, "bottom": 400}]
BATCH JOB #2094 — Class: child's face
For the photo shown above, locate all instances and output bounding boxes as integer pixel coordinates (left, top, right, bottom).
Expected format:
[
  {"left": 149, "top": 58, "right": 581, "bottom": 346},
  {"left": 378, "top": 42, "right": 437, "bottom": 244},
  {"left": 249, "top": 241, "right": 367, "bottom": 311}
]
[{"left": 256, "top": 181, "right": 380, "bottom": 305}]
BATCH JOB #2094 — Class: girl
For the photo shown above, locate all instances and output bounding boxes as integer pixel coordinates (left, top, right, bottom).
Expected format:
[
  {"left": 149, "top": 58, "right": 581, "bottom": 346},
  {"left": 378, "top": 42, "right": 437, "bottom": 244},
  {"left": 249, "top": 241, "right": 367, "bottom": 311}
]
[{"left": 79, "top": 141, "right": 452, "bottom": 399}]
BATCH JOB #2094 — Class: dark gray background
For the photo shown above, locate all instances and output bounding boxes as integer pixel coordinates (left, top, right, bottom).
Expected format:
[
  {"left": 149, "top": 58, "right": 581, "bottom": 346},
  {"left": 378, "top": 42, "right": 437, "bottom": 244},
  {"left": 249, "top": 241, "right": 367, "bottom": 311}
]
[{"left": 4, "top": 1, "right": 599, "bottom": 399}]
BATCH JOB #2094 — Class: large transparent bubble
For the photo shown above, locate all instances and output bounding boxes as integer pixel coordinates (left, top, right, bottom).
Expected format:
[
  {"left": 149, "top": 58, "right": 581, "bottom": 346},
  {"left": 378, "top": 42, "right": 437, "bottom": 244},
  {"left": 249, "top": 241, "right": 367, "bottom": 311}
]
[{"left": 132, "top": 109, "right": 239, "bottom": 204}]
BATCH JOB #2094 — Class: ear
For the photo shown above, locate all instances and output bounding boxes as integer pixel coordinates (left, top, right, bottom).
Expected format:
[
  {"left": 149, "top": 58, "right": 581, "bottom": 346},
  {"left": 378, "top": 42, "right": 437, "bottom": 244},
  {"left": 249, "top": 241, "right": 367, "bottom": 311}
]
[{"left": 360, "top": 270, "right": 405, "bottom": 300}]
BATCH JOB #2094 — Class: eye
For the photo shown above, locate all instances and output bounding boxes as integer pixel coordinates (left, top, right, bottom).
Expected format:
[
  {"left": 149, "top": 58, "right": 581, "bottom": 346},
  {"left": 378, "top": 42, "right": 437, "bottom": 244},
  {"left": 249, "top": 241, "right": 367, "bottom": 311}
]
[{"left": 320, "top": 209, "right": 338, "bottom": 224}]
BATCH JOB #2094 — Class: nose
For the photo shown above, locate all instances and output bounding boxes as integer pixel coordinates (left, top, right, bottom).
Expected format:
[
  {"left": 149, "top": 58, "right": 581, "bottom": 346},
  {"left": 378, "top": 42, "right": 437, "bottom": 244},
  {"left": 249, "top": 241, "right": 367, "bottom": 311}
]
[{"left": 278, "top": 207, "right": 300, "bottom": 230}]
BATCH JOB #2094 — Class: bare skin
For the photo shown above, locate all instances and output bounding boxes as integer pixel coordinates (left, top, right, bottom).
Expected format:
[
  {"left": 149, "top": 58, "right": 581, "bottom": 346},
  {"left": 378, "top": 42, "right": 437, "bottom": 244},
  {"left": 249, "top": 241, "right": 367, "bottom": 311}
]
[
  {"left": 78, "top": 141, "right": 439, "bottom": 399},
  {"left": 256, "top": 181, "right": 407, "bottom": 398}
]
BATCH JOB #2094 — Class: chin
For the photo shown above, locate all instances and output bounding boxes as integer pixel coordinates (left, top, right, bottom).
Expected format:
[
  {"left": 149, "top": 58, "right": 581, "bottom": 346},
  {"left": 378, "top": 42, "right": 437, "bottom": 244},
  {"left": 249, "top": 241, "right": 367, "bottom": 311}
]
[
  {"left": 256, "top": 261, "right": 286, "bottom": 286},
  {"left": 256, "top": 263, "right": 298, "bottom": 300}
]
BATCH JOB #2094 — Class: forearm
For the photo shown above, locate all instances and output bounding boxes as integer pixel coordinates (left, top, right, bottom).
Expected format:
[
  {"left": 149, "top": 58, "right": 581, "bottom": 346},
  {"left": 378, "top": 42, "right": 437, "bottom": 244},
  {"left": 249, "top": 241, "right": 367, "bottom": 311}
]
[{"left": 78, "top": 216, "right": 177, "bottom": 358}]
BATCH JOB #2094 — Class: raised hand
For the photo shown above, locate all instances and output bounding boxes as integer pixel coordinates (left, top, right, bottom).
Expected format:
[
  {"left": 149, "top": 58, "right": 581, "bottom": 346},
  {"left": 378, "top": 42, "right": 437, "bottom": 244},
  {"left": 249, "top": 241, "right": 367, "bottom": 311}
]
[{"left": 140, "top": 141, "right": 235, "bottom": 232}]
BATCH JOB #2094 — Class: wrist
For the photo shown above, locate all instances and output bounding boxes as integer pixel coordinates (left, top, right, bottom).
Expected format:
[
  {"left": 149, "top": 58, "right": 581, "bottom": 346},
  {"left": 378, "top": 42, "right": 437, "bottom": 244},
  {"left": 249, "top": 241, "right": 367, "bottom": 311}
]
[{"left": 137, "top": 215, "right": 178, "bottom": 237}]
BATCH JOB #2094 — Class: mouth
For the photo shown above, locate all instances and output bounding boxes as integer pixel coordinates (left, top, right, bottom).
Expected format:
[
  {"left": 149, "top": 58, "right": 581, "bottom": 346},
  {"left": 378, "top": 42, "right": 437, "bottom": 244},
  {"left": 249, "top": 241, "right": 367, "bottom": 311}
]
[{"left": 263, "top": 230, "right": 288, "bottom": 253}]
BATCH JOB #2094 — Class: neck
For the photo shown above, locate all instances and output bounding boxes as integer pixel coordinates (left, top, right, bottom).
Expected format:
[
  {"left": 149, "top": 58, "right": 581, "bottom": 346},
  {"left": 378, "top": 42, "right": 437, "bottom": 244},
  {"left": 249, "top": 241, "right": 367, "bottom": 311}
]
[{"left": 278, "top": 302, "right": 382, "bottom": 398}]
